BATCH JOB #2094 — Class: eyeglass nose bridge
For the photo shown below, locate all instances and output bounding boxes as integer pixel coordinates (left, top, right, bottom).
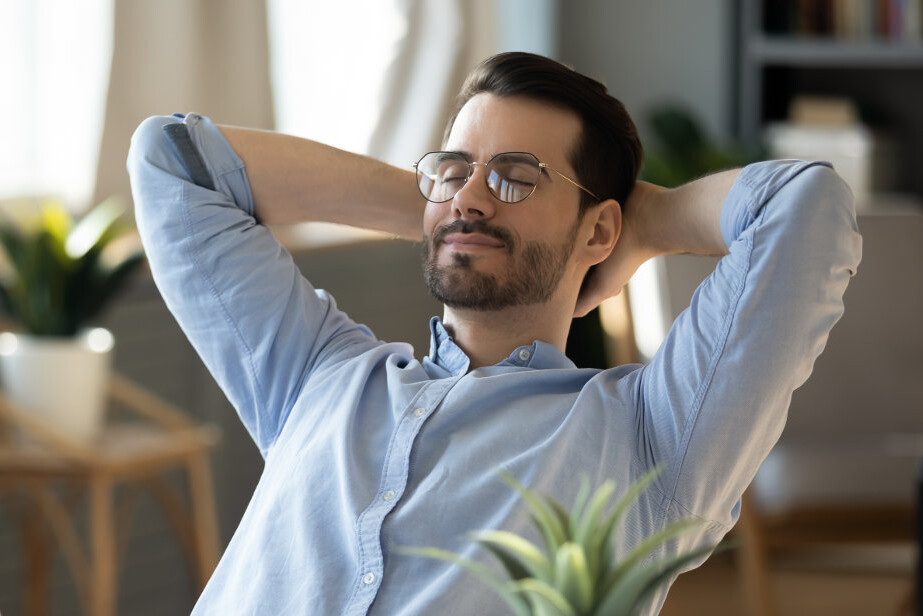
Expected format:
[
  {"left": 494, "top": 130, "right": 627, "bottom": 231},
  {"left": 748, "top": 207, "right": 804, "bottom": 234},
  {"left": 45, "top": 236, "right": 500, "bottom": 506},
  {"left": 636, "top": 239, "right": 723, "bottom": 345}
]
[
  {"left": 468, "top": 159, "right": 541, "bottom": 204},
  {"left": 437, "top": 161, "right": 501, "bottom": 209},
  {"left": 432, "top": 160, "right": 510, "bottom": 203},
  {"left": 467, "top": 161, "right": 501, "bottom": 197}
]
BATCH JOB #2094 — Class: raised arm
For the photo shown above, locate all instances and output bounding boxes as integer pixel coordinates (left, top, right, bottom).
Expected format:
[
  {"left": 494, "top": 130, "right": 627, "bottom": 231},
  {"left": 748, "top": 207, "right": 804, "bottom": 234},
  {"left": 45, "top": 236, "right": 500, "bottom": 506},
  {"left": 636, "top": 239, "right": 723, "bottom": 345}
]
[
  {"left": 218, "top": 126, "right": 425, "bottom": 238},
  {"left": 575, "top": 168, "right": 741, "bottom": 317},
  {"left": 613, "top": 161, "right": 861, "bottom": 528},
  {"left": 128, "top": 114, "right": 422, "bottom": 456}
]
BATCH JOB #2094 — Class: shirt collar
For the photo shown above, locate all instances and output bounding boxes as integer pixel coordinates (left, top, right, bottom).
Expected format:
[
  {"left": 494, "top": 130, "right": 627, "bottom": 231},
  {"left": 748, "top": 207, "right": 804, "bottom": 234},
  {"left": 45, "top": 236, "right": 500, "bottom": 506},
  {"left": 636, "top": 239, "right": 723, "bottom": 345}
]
[{"left": 424, "top": 317, "right": 576, "bottom": 378}]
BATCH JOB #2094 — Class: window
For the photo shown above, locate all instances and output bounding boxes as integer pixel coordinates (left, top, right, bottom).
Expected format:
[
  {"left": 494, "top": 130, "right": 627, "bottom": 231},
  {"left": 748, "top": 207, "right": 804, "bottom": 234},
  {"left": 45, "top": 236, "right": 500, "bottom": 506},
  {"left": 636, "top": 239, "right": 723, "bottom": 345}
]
[
  {"left": 266, "top": 0, "right": 406, "bottom": 156},
  {"left": 0, "top": 0, "right": 114, "bottom": 210}
]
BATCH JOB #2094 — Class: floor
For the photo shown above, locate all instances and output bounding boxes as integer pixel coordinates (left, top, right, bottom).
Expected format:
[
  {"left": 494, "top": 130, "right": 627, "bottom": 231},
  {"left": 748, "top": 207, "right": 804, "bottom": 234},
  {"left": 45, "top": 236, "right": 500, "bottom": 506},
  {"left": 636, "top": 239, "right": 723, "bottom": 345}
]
[{"left": 660, "top": 543, "right": 916, "bottom": 616}]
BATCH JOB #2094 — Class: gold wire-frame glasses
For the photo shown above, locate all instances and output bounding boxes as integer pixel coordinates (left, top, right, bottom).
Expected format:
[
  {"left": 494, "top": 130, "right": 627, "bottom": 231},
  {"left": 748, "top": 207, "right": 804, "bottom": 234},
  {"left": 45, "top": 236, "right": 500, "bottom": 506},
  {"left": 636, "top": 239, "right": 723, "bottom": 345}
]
[{"left": 413, "top": 151, "right": 600, "bottom": 204}]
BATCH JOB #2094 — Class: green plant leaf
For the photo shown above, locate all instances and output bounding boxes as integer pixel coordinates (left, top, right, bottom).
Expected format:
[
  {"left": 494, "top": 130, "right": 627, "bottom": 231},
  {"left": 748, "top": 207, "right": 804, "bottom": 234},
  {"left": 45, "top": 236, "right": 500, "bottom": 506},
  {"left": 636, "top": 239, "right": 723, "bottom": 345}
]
[
  {"left": 0, "top": 283, "right": 12, "bottom": 317},
  {"left": 569, "top": 480, "right": 615, "bottom": 594},
  {"left": 395, "top": 545, "right": 531, "bottom": 616},
  {"left": 470, "top": 529, "right": 553, "bottom": 583},
  {"left": 0, "top": 196, "right": 144, "bottom": 336},
  {"left": 554, "top": 542, "right": 593, "bottom": 614},
  {"left": 0, "top": 225, "right": 26, "bottom": 269},
  {"left": 592, "top": 542, "right": 724, "bottom": 616},
  {"left": 78, "top": 251, "right": 145, "bottom": 326},
  {"left": 514, "top": 578, "right": 576, "bottom": 616},
  {"left": 568, "top": 475, "right": 591, "bottom": 537},
  {"left": 65, "top": 196, "right": 124, "bottom": 260},
  {"left": 500, "top": 472, "right": 567, "bottom": 554},
  {"left": 575, "top": 481, "right": 615, "bottom": 546},
  {"left": 546, "top": 498, "right": 572, "bottom": 539},
  {"left": 589, "top": 468, "right": 662, "bottom": 590},
  {"left": 30, "top": 231, "right": 69, "bottom": 335},
  {"left": 39, "top": 200, "right": 73, "bottom": 247},
  {"left": 601, "top": 519, "right": 702, "bottom": 593},
  {"left": 478, "top": 537, "right": 534, "bottom": 582}
]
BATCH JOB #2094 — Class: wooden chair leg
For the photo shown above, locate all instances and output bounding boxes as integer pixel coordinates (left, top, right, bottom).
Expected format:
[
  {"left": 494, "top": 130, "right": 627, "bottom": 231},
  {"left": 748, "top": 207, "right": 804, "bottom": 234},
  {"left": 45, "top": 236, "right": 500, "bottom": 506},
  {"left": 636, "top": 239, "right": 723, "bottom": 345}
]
[
  {"left": 735, "top": 490, "right": 776, "bottom": 616},
  {"left": 89, "top": 475, "right": 116, "bottom": 616},
  {"left": 186, "top": 451, "right": 220, "bottom": 589},
  {"left": 22, "top": 489, "right": 50, "bottom": 616}
]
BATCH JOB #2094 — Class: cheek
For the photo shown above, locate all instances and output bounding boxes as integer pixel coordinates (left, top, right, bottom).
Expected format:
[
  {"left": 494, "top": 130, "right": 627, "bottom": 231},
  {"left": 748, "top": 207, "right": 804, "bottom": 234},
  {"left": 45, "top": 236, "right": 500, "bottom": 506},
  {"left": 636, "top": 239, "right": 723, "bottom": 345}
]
[{"left": 422, "top": 203, "right": 446, "bottom": 237}]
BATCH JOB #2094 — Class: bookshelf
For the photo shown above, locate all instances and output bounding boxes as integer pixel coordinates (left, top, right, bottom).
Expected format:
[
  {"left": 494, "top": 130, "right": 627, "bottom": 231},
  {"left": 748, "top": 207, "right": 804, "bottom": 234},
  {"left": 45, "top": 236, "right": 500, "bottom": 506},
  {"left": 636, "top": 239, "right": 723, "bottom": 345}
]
[{"left": 738, "top": 0, "right": 923, "bottom": 201}]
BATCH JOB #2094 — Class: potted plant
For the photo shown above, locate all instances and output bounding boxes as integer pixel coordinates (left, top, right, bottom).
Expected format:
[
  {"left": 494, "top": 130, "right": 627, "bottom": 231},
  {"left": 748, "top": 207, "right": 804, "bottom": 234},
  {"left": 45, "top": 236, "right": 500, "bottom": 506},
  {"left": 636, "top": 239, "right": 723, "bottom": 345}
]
[
  {"left": 0, "top": 197, "right": 145, "bottom": 441},
  {"left": 401, "top": 469, "right": 725, "bottom": 615},
  {"left": 640, "top": 104, "right": 765, "bottom": 188}
]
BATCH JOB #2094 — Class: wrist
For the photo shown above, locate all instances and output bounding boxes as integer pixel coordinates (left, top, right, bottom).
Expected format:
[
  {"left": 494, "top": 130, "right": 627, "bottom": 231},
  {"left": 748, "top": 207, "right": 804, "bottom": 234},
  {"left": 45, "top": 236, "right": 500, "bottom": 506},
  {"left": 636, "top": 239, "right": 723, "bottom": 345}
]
[
  {"left": 636, "top": 178, "right": 730, "bottom": 258},
  {"left": 627, "top": 182, "right": 672, "bottom": 260}
]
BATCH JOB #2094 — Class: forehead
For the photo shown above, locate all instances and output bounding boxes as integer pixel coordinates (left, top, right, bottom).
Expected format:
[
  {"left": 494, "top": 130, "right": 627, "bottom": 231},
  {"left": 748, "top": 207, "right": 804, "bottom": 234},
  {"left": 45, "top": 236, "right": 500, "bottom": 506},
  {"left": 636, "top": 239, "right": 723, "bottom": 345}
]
[{"left": 445, "top": 94, "right": 582, "bottom": 169}]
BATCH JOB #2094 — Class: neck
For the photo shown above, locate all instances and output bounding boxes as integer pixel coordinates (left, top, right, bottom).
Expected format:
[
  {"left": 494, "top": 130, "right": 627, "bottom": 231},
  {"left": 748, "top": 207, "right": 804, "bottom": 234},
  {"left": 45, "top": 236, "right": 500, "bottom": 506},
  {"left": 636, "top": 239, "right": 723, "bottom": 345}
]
[{"left": 441, "top": 297, "right": 575, "bottom": 370}]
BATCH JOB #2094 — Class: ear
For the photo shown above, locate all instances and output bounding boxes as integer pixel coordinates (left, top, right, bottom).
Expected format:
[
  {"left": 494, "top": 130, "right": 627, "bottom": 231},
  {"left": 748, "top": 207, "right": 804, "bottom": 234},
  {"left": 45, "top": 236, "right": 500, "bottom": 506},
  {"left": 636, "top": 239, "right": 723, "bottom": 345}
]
[{"left": 579, "top": 199, "right": 621, "bottom": 266}]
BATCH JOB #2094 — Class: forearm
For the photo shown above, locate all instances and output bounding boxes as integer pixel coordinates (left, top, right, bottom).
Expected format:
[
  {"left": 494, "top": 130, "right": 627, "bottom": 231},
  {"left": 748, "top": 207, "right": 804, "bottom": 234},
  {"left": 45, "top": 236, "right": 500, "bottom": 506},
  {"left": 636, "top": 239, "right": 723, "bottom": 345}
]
[
  {"left": 636, "top": 168, "right": 741, "bottom": 259},
  {"left": 218, "top": 125, "right": 425, "bottom": 240}
]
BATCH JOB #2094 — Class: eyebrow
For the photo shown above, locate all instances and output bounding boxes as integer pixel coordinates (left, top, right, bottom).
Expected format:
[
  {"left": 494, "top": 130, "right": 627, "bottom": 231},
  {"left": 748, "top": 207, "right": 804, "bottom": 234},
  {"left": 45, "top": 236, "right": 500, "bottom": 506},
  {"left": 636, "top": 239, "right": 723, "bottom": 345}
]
[
  {"left": 496, "top": 152, "right": 540, "bottom": 165},
  {"left": 442, "top": 151, "right": 544, "bottom": 165},
  {"left": 436, "top": 151, "right": 553, "bottom": 180},
  {"left": 439, "top": 150, "right": 472, "bottom": 162}
]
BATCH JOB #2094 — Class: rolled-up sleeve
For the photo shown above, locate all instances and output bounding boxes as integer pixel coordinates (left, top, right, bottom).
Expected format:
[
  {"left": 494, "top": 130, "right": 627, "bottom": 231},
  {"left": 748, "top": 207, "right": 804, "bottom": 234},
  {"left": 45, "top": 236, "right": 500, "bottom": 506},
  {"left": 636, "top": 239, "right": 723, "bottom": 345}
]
[
  {"left": 635, "top": 160, "right": 862, "bottom": 527},
  {"left": 127, "top": 113, "right": 378, "bottom": 456}
]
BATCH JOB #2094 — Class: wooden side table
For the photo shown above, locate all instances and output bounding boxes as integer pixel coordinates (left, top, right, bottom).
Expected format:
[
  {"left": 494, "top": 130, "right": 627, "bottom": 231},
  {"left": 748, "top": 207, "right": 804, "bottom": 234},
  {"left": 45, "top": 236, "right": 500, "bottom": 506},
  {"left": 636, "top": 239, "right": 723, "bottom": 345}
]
[{"left": 0, "top": 374, "right": 221, "bottom": 616}]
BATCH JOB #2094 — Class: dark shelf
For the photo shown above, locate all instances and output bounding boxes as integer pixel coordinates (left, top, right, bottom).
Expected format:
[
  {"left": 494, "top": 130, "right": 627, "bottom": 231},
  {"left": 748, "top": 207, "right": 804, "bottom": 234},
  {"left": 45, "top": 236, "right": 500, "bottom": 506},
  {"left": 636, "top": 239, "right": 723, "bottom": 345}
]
[{"left": 750, "top": 36, "right": 923, "bottom": 68}]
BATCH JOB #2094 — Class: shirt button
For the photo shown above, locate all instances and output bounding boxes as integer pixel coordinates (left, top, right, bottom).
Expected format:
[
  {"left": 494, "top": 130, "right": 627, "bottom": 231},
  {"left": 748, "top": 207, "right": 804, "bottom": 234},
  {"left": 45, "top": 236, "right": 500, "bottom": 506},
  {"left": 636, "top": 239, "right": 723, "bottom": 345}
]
[
  {"left": 518, "top": 349, "right": 531, "bottom": 361},
  {"left": 383, "top": 490, "right": 396, "bottom": 501},
  {"left": 363, "top": 573, "right": 376, "bottom": 585},
  {"left": 413, "top": 407, "right": 427, "bottom": 417}
]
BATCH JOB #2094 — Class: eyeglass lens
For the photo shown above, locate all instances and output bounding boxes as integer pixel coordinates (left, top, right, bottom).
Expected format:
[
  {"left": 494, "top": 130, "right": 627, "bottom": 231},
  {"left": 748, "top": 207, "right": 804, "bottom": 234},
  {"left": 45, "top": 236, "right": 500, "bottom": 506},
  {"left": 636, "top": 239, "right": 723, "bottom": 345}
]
[{"left": 415, "top": 152, "right": 542, "bottom": 204}]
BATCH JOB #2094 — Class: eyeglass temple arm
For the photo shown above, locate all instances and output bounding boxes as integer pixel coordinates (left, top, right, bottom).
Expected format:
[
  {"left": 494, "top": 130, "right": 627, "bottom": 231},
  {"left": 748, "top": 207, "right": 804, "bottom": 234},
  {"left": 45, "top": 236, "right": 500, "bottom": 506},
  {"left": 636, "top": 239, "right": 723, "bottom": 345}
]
[{"left": 540, "top": 163, "right": 600, "bottom": 201}]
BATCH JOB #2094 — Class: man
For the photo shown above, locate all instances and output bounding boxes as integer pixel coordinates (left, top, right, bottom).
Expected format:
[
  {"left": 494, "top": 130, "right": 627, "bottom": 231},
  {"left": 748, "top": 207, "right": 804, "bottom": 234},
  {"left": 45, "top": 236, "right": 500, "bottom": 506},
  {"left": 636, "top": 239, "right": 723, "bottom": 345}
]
[{"left": 127, "top": 52, "right": 861, "bottom": 615}]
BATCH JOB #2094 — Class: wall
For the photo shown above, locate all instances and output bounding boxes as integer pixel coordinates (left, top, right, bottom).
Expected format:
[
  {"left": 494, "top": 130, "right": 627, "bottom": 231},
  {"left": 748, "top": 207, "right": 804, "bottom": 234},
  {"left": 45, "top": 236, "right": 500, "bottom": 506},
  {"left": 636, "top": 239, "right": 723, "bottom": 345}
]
[{"left": 558, "top": 0, "right": 736, "bottom": 142}]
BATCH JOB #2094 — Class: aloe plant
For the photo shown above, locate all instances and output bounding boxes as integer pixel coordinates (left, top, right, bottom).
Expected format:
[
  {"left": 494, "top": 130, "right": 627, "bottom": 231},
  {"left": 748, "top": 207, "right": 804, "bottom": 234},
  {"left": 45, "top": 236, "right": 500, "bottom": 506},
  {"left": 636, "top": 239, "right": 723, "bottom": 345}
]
[
  {"left": 401, "top": 469, "right": 724, "bottom": 616},
  {"left": 0, "top": 197, "right": 145, "bottom": 337}
]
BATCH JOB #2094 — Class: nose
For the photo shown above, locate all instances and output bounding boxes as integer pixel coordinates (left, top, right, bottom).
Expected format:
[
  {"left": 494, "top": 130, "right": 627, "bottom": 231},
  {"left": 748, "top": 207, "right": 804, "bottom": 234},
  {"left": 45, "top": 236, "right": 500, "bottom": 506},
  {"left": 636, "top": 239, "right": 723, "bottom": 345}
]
[{"left": 451, "top": 163, "right": 497, "bottom": 220}]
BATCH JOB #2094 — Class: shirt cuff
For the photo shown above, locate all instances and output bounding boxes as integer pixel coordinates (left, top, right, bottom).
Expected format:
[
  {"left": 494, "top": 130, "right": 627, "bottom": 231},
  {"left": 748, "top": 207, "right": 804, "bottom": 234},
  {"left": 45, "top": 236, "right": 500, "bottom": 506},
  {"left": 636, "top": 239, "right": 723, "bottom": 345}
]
[
  {"left": 177, "top": 112, "right": 254, "bottom": 217},
  {"left": 720, "top": 159, "right": 833, "bottom": 247}
]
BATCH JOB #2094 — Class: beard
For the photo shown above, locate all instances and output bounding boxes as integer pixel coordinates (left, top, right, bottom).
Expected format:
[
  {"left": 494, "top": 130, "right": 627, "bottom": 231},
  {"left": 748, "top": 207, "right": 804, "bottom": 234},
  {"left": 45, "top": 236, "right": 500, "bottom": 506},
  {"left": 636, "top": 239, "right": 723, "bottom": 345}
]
[{"left": 421, "top": 219, "right": 578, "bottom": 311}]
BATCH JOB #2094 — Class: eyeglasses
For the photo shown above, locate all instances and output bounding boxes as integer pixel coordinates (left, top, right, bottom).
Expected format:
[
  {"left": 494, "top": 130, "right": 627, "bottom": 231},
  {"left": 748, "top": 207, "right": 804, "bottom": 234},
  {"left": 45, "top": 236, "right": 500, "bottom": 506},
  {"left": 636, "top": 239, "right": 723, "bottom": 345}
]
[{"left": 413, "top": 151, "right": 599, "bottom": 204}]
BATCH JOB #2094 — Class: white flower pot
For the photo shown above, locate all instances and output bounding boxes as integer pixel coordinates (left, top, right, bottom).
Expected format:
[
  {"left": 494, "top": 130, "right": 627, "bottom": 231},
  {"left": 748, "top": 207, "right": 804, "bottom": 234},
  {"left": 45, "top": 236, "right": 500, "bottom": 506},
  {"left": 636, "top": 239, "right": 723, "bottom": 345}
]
[{"left": 0, "top": 328, "right": 115, "bottom": 442}]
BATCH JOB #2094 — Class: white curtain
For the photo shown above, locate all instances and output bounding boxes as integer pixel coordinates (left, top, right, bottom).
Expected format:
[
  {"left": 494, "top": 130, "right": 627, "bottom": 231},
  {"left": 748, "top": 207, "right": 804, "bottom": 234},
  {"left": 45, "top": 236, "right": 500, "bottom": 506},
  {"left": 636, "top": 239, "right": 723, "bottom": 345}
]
[
  {"left": 266, "top": 0, "right": 557, "bottom": 169},
  {"left": 0, "top": 0, "right": 114, "bottom": 210}
]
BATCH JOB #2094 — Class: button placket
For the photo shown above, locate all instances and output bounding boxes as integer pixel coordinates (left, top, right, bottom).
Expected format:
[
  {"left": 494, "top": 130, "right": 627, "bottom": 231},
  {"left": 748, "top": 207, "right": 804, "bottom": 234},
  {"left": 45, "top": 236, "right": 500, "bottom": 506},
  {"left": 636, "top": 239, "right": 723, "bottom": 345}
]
[{"left": 347, "top": 378, "right": 459, "bottom": 615}]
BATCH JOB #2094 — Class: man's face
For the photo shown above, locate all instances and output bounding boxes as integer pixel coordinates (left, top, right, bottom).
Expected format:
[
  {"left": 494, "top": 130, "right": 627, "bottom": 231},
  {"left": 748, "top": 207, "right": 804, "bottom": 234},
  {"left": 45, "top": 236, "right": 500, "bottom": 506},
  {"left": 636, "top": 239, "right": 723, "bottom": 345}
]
[{"left": 421, "top": 94, "right": 586, "bottom": 311}]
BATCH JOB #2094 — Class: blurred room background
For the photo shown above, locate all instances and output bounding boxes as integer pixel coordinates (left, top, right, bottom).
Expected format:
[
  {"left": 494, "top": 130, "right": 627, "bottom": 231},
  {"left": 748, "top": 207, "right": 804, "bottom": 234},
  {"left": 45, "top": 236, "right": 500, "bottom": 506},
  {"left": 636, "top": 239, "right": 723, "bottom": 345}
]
[{"left": 1, "top": 1, "right": 921, "bottom": 614}]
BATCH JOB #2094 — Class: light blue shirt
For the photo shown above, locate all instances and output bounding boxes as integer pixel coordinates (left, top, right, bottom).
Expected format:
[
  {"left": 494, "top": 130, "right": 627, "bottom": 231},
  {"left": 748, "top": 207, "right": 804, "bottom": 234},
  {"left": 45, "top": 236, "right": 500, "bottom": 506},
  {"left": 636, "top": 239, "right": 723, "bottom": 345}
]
[{"left": 127, "top": 113, "right": 861, "bottom": 615}]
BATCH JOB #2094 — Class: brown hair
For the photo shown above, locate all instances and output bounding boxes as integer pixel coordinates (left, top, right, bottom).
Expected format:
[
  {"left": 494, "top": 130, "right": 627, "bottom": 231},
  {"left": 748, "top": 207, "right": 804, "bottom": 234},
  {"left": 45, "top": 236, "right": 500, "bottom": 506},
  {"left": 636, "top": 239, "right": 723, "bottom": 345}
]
[{"left": 445, "top": 52, "right": 643, "bottom": 212}]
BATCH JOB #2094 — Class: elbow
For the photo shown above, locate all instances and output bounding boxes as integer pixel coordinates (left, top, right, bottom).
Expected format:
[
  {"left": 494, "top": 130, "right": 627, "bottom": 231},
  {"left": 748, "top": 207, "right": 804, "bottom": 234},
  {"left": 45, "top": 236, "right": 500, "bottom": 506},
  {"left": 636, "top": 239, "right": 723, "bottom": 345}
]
[
  {"left": 126, "top": 115, "right": 183, "bottom": 179},
  {"left": 801, "top": 164, "right": 862, "bottom": 276}
]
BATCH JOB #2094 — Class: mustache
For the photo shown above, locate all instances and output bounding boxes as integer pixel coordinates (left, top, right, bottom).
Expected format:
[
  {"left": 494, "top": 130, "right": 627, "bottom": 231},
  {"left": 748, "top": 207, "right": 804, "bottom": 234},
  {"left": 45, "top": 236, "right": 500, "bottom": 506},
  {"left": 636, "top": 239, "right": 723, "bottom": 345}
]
[{"left": 431, "top": 220, "right": 516, "bottom": 253}]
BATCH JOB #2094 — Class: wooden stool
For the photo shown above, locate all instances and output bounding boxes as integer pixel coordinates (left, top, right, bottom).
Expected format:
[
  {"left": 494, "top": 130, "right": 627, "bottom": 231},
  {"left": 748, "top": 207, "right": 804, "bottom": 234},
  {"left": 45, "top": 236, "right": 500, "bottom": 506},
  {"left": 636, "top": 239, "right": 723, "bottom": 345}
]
[
  {"left": 735, "top": 487, "right": 916, "bottom": 616},
  {"left": 0, "top": 374, "right": 221, "bottom": 616}
]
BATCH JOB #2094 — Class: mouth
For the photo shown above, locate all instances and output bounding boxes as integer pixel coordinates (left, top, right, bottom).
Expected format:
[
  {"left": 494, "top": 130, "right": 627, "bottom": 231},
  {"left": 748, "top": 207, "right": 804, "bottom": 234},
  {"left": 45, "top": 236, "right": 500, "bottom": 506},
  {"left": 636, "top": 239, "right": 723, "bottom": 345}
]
[
  {"left": 432, "top": 221, "right": 514, "bottom": 256},
  {"left": 441, "top": 232, "right": 506, "bottom": 252}
]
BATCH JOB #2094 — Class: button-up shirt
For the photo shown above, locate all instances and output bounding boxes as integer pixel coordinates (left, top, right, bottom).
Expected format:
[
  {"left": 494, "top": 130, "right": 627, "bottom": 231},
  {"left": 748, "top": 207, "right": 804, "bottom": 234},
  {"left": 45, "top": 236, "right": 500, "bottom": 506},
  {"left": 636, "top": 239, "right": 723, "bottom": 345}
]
[{"left": 127, "top": 113, "right": 861, "bottom": 615}]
